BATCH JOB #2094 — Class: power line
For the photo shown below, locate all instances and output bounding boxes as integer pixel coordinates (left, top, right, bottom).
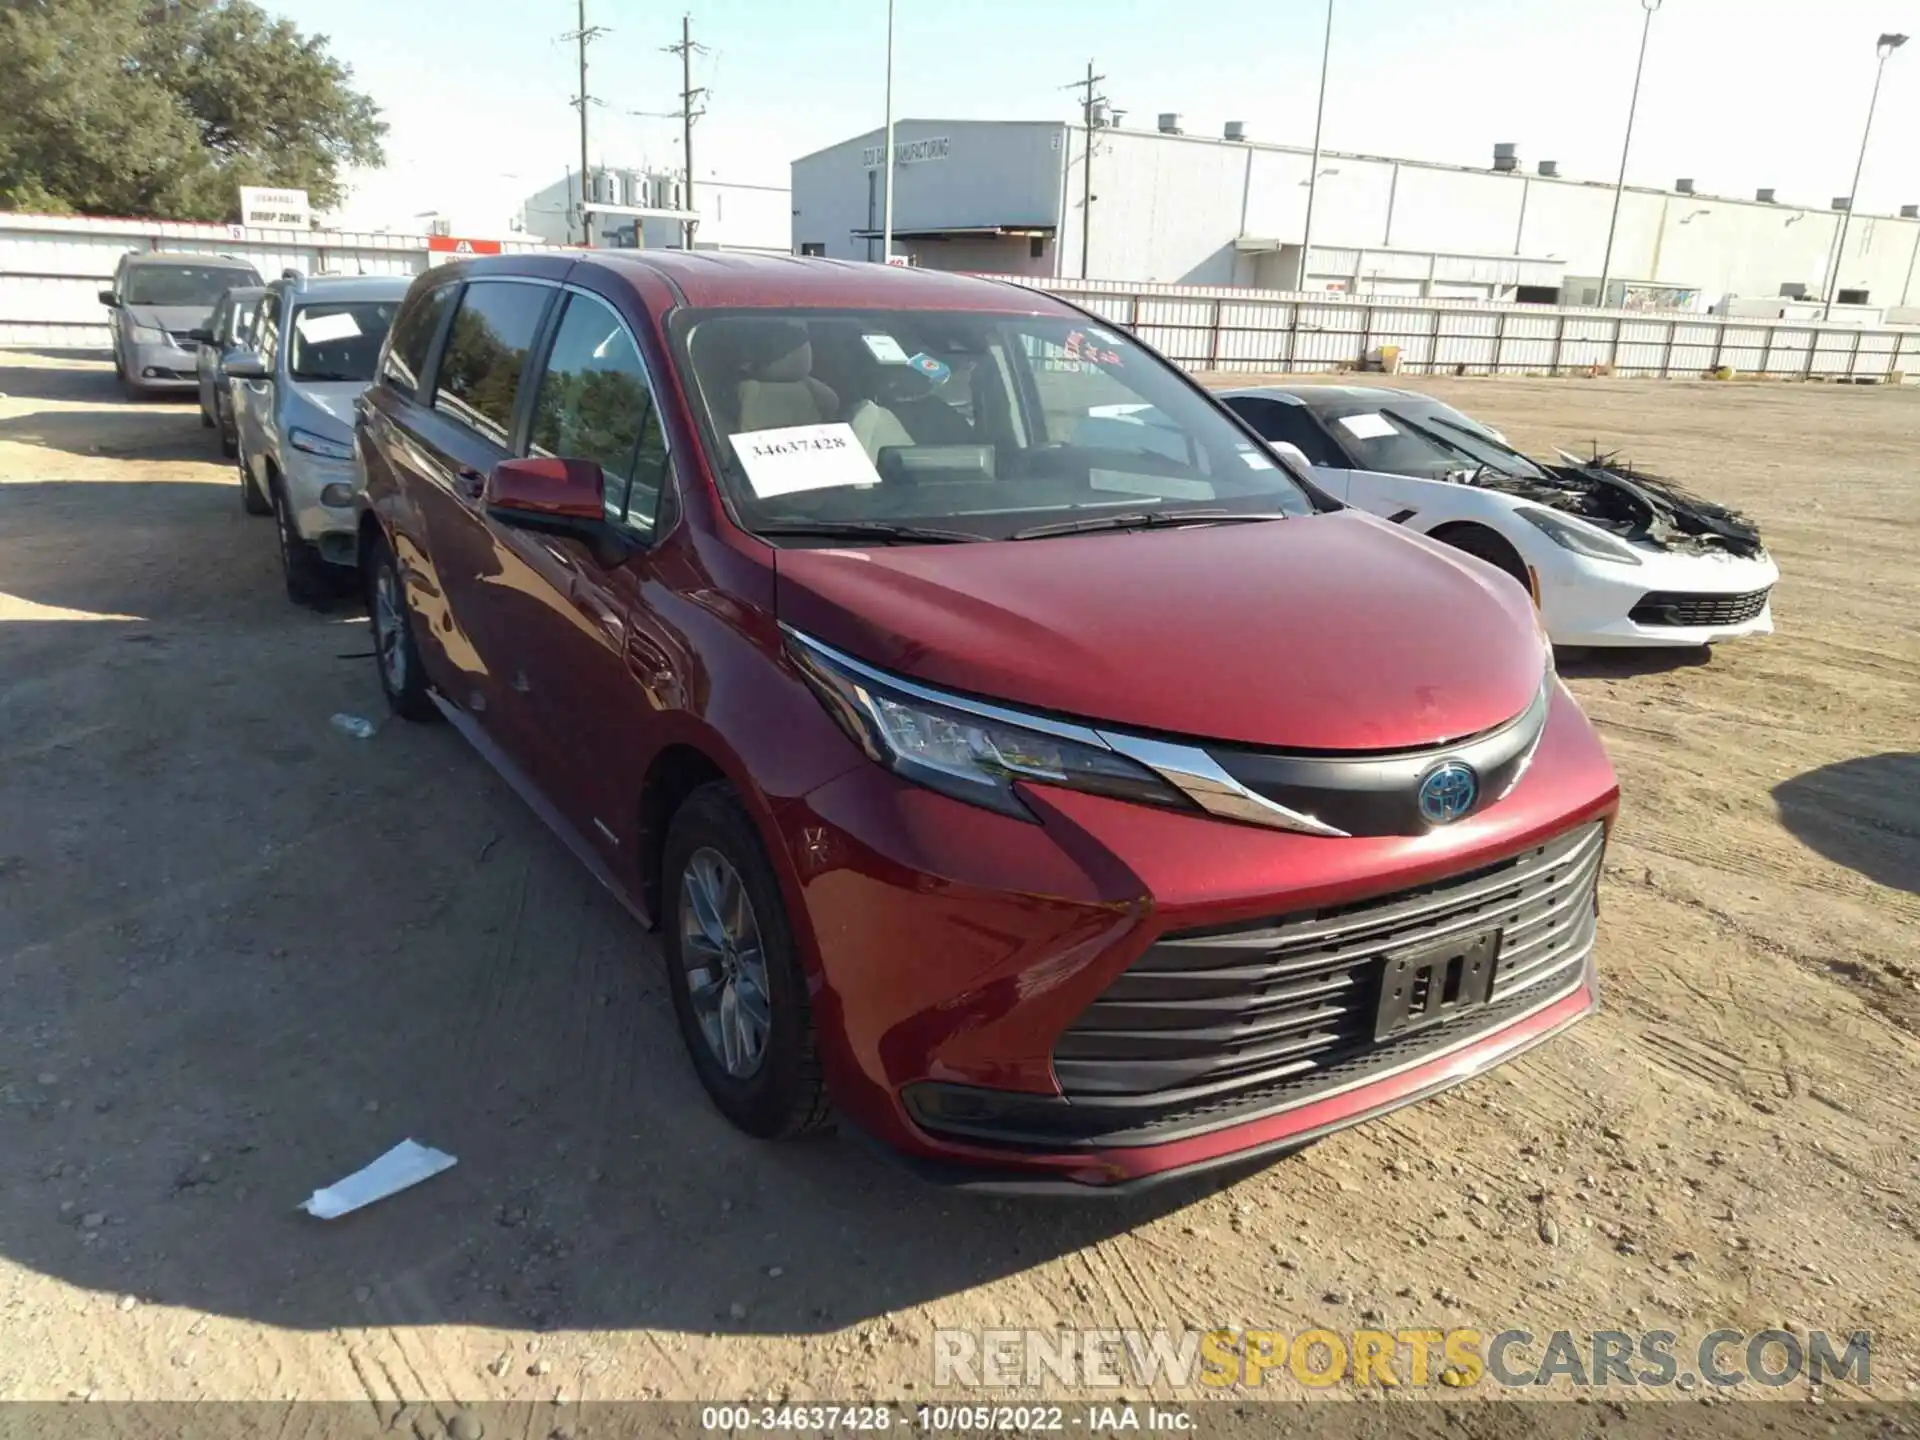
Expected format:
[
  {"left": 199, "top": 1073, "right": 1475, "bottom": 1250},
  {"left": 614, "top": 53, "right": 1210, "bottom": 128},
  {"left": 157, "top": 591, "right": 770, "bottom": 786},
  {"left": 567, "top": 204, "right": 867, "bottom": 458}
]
[
  {"left": 560, "top": 0, "right": 611, "bottom": 246},
  {"left": 1062, "top": 61, "right": 1107, "bottom": 279}
]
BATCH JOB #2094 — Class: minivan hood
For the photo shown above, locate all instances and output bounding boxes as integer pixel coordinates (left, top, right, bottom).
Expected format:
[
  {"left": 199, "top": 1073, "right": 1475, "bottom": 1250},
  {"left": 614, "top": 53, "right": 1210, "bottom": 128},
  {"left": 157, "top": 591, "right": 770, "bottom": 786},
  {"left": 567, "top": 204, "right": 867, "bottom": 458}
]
[
  {"left": 125, "top": 304, "right": 217, "bottom": 338},
  {"left": 774, "top": 511, "right": 1548, "bottom": 752}
]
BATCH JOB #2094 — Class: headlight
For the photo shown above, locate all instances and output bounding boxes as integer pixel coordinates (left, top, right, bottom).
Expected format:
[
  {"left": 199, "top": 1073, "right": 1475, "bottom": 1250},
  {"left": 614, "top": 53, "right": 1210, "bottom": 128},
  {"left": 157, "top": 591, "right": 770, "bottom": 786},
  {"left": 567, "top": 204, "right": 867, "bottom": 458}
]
[
  {"left": 129, "top": 324, "right": 164, "bottom": 345},
  {"left": 289, "top": 427, "right": 354, "bottom": 461},
  {"left": 1515, "top": 506, "right": 1643, "bottom": 566},
  {"left": 785, "top": 630, "right": 1193, "bottom": 820}
]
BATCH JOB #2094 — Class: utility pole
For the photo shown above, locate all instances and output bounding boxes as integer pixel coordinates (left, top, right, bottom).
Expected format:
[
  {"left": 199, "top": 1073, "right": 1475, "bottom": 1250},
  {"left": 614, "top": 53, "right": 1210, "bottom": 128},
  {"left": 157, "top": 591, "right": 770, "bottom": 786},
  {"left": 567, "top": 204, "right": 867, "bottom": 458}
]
[
  {"left": 563, "top": 0, "right": 610, "bottom": 246},
  {"left": 1598, "top": 0, "right": 1662, "bottom": 307},
  {"left": 881, "top": 0, "right": 897, "bottom": 264},
  {"left": 1064, "top": 61, "right": 1107, "bottom": 279},
  {"left": 1299, "top": 1, "right": 1333, "bottom": 291},
  {"left": 1823, "top": 33, "right": 1907, "bottom": 318},
  {"left": 664, "top": 15, "right": 710, "bottom": 250}
]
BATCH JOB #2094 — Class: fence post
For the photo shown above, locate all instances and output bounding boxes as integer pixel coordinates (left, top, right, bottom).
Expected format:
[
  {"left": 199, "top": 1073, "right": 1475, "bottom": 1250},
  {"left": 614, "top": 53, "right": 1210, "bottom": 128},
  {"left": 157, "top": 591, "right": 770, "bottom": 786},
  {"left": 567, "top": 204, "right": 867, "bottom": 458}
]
[
  {"left": 1430, "top": 308, "right": 1443, "bottom": 375},
  {"left": 1707, "top": 319, "right": 1725, "bottom": 376},
  {"left": 1494, "top": 310, "right": 1508, "bottom": 375},
  {"left": 1549, "top": 313, "right": 1566, "bottom": 376},
  {"left": 1658, "top": 320, "right": 1674, "bottom": 379},
  {"left": 1209, "top": 297, "right": 1223, "bottom": 371},
  {"left": 1848, "top": 326, "right": 1862, "bottom": 381},
  {"left": 1362, "top": 304, "right": 1376, "bottom": 371},
  {"left": 1758, "top": 323, "right": 1774, "bottom": 378}
]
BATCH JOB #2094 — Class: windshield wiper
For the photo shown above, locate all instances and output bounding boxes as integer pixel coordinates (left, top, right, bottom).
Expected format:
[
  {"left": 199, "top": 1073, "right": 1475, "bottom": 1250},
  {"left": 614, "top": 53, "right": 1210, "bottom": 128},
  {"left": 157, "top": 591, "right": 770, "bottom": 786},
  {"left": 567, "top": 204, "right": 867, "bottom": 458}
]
[
  {"left": 1422, "top": 413, "right": 1550, "bottom": 478},
  {"left": 753, "top": 519, "right": 987, "bottom": 545},
  {"left": 1010, "top": 509, "right": 1288, "bottom": 540},
  {"left": 293, "top": 371, "right": 371, "bottom": 383}
]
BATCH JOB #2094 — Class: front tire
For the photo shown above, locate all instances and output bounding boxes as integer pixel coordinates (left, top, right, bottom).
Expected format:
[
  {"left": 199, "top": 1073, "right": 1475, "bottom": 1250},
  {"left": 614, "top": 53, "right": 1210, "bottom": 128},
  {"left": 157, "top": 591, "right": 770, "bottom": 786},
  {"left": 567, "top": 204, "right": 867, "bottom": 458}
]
[
  {"left": 1433, "top": 523, "right": 1531, "bottom": 593},
  {"left": 272, "top": 476, "right": 332, "bottom": 607},
  {"left": 662, "top": 784, "right": 830, "bottom": 1140}
]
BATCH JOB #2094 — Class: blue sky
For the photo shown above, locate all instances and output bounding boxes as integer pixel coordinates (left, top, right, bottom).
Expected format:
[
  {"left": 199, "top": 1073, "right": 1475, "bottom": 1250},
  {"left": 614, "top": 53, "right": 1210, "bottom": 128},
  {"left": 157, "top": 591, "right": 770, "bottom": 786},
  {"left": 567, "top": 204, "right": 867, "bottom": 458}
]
[{"left": 273, "top": 0, "right": 1920, "bottom": 234}]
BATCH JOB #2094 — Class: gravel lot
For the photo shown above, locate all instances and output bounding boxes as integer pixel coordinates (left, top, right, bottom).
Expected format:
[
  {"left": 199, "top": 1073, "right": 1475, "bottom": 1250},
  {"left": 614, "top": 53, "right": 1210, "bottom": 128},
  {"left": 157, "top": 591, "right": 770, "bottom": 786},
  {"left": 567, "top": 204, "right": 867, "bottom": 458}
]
[{"left": 0, "top": 351, "right": 1915, "bottom": 1415}]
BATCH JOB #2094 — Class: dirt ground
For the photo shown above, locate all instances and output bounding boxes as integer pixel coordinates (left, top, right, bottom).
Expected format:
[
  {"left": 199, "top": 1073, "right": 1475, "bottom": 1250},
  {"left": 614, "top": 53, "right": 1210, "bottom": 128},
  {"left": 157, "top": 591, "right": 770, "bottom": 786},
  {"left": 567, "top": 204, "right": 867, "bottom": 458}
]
[{"left": 0, "top": 351, "right": 1915, "bottom": 1417}]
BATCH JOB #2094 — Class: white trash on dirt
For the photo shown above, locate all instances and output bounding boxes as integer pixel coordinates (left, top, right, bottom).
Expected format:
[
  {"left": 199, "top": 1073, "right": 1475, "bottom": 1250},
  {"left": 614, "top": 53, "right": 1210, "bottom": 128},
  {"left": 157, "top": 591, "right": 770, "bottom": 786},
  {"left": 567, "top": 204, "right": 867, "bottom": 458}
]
[
  {"left": 330, "top": 713, "right": 378, "bottom": 740},
  {"left": 299, "top": 1139, "right": 456, "bottom": 1219}
]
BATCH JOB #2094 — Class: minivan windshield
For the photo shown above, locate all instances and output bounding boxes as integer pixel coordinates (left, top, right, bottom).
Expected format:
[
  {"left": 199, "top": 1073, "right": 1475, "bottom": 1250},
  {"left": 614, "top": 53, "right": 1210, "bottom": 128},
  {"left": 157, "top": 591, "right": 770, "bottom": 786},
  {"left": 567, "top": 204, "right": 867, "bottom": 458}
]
[
  {"left": 122, "top": 264, "right": 259, "bottom": 308},
  {"left": 673, "top": 308, "right": 1317, "bottom": 541},
  {"left": 1316, "top": 398, "right": 1550, "bottom": 482},
  {"left": 287, "top": 300, "right": 400, "bottom": 383}
]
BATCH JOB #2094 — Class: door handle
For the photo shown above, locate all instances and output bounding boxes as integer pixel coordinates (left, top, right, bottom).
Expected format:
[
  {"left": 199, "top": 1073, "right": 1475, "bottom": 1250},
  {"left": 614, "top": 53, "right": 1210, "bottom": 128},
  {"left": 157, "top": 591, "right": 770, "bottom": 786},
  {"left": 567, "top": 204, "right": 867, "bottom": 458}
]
[
  {"left": 454, "top": 466, "right": 486, "bottom": 501},
  {"left": 625, "top": 633, "right": 672, "bottom": 684}
]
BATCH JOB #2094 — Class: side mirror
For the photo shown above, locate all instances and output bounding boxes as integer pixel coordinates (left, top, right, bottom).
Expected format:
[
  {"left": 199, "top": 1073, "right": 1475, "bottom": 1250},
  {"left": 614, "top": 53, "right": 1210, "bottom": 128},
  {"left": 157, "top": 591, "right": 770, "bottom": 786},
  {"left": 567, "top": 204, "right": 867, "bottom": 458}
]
[
  {"left": 185, "top": 327, "right": 215, "bottom": 345},
  {"left": 485, "top": 457, "right": 640, "bottom": 565},
  {"left": 485, "top": 457, "right": 606, "bottom": 533},
  {"left": 98, "top": 290, "right": 120, "bottom": 307},
  {"left": 1267, "top": 441, "right": 1314, "bottom": 472},
  {"left": 224, "top": 352, "right": 267, "bottom": 380}
]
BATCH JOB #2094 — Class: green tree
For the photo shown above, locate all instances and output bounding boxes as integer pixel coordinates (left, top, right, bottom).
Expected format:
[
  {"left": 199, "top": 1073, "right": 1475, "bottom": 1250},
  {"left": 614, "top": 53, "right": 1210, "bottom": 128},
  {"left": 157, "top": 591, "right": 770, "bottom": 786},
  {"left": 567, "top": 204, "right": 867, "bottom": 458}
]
[{"left": 0, "top": 0, "right": 385, "bottom": 221}]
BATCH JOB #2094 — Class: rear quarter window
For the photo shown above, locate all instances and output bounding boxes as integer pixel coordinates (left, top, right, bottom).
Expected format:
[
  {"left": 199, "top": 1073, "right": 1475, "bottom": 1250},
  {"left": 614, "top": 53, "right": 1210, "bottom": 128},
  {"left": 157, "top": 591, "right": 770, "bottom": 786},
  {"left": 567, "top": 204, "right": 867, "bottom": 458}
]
[
  {"left": 382, "top": 283, "right": 457, "bottom": 400},
  {"left": 432, "top": 281, "right": 553, "bottom": 447}
]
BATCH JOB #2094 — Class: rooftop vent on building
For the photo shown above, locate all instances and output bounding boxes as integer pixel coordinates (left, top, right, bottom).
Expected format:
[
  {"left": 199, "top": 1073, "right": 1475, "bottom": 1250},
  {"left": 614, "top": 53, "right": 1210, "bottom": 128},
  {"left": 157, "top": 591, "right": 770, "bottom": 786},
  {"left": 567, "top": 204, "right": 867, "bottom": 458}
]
[
  {"left": 1832, "top": 197, "right": 1851, "bottom": 211},
  {"left": 1157, "top": 113, "right": 1183, "bottom": 135},
  {"left": 1902, "top": 204, "right": 1919, "bottom": 218},
  {"left": 1756, "top": 188, "right": 1776, "bottom": 203},
  {"left": 1675, "top": 178, "right": 1695, "bottom": 195},
  {"left": 1537, "top": 159, "right": 1559, "bottom": 177},
  {"left": 1224, "top": 120, "right": 1246, "bottom": 142},
  {"left": 1493, "top": 142, "right": 1518, "bottom": 173}
]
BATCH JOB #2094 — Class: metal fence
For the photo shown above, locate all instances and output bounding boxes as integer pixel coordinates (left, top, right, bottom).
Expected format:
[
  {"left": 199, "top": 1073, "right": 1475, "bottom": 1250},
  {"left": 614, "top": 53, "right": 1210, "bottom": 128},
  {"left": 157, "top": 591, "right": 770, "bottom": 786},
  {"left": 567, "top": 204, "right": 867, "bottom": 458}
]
[
  {"left": 996, "top": 275, "right": 1920, "bottom": 382},
  {"left": 0, "top": 212, "right": 547, "bottom": 350}
]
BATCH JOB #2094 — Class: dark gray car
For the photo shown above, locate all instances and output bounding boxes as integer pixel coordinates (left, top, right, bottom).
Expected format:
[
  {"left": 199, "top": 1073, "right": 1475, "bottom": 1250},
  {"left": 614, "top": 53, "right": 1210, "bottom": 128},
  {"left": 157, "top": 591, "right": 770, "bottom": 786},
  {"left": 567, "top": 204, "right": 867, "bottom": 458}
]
[
  {"left": 192, "top": 285, "right": 265, "bottom": 457},
  {"left": 99, "top": 252, "right": 263, "bottom": 398}
]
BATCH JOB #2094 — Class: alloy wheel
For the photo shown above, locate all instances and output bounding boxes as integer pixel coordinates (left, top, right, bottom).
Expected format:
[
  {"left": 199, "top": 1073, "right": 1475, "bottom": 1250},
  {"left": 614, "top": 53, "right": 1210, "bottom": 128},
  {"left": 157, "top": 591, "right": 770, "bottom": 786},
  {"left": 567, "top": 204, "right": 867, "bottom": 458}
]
[
  {"left": 678, "top": 847, "right": 772, "bottom": 1078},
  {"left": 373, "top": 563, "right": 408, "bottom": 694}
]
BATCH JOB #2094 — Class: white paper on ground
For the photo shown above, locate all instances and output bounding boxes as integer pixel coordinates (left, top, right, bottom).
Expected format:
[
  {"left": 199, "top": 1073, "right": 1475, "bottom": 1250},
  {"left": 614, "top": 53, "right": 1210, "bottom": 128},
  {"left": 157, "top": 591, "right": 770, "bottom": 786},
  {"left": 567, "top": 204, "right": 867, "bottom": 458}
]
[
  {"left": 1336, "top": 412, "right": 1398, "bottom": 440},
  {"left": 295, "top": 310, "right": 362, "bottom": 343},
  {"left": 299, "top": 1139, "right": 456, "bottom": 1219},
  {"left": 731, "top": 423, "right": 881, "bottom": 498}
]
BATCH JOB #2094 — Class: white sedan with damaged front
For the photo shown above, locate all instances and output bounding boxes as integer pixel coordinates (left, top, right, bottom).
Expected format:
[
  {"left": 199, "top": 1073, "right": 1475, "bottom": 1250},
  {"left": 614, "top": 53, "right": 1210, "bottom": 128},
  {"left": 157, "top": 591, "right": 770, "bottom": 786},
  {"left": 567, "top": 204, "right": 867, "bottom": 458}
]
[{"left": 1217, "top": 385, "right": 1778, "bottom": 648}]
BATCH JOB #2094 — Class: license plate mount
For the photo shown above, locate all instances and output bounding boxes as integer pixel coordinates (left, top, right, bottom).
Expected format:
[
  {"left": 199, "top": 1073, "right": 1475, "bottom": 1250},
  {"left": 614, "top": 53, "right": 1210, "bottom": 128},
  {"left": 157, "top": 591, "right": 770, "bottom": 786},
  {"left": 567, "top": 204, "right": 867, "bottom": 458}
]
[{"left": 1374, "top": 929, "right": 1501, "bottom": 1041}]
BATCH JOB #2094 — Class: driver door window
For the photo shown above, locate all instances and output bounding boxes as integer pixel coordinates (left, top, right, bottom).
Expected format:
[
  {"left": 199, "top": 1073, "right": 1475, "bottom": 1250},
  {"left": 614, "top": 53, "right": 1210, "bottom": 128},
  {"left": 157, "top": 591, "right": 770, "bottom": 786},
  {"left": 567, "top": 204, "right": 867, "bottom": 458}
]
[{"left": 527, "top": 292, "right": 668, "bottom": 540}]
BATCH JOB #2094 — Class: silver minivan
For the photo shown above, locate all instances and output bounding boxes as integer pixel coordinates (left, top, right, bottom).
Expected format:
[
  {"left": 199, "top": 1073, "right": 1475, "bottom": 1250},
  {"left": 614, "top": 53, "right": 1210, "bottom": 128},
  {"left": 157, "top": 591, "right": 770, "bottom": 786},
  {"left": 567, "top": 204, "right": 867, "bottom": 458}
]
[
  {"left": 99, "top": 252, "right": 263, "bottom": 398},
  {"left": 227, "top": 272, "right": 409, "bottom": 604}
]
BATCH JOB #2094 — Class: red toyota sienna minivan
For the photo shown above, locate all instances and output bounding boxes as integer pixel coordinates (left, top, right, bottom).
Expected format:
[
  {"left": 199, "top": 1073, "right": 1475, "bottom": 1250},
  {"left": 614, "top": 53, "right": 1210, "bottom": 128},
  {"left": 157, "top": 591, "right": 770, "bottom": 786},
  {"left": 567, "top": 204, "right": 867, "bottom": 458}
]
[{"left": 354, "top": 252, "right": 1618, "bottom": 1192}]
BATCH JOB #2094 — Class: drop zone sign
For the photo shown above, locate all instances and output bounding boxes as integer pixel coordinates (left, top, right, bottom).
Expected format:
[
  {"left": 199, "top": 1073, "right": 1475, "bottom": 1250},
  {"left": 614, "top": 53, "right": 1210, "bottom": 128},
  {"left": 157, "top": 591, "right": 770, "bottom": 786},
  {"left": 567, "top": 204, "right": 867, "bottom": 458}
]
[{"left": 238, "top": 187, "right": 311, "bottom": 230}]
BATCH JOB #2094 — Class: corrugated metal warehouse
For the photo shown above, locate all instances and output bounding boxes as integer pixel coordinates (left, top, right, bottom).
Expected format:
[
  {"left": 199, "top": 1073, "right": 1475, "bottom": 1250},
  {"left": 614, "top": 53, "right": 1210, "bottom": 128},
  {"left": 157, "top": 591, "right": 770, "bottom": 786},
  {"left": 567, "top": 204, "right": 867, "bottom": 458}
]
[{"left": 791, "top": 118, "right": 1920, "bottom": 315}]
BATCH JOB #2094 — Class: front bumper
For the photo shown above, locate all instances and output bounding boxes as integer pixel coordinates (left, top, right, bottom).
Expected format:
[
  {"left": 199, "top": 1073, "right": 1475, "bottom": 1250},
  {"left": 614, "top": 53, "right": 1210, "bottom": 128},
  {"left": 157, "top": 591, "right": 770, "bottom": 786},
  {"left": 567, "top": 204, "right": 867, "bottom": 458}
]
[
  {"left": 1536, "top": 545, "right": 1780, "bottom": 648},
  {"left": 123, "top": 338, "right": 202, "bottom": 391},
  {"left": 278, "top": 446, "right": 361, "bottom": 564},
  {"left": 775, "top": 682, "right": 1619, "bottom": 1190}
]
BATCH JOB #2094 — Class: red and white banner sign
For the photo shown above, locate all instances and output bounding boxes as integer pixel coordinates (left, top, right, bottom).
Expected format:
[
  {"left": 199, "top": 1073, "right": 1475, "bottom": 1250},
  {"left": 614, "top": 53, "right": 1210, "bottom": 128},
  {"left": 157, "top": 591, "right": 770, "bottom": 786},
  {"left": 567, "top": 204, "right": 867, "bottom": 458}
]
[{"left": 426, "top": 235, "right": 504, "bottom": 264}]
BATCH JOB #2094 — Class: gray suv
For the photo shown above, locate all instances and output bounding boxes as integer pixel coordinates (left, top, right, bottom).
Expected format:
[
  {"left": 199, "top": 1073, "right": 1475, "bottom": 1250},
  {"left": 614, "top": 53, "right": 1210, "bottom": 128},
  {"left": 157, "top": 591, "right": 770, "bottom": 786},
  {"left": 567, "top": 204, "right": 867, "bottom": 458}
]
[
  {"left": 99, "top": 252, "right": 263, "bottom": 398},
  {"left": 227, "top": 272, "right": 410, "bottom": 604}
]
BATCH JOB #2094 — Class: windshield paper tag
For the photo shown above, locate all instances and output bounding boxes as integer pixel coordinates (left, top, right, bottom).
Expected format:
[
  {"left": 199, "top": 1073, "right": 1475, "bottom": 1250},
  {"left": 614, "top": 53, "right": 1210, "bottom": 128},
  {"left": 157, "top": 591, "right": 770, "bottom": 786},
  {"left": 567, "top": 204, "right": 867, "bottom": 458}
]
[
  {"left": 731, "top": 423, "right": 881, "bottom": 499},
  {"left": 1336, "top": 412, "right": 1397, "bottom": 440},
  {"left": 861, "top": 334, "right": 911, "bottom": 364},
  {"left": 1240, "top": 449, "right": 1275, "bottom": 469},
  {"left": 295, "top": 311, "right": 362, "bottom": 343}
]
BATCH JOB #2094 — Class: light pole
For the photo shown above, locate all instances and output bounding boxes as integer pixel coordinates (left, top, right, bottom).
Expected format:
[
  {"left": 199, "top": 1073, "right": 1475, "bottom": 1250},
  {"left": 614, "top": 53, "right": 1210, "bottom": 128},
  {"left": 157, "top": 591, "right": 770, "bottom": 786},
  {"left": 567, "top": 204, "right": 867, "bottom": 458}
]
[
  {"left": 1598, "top": 0, "right": 1662, "bottom": 307},
  {"left": 881, "top": 0, "right": 896, "bottom": 264},
  {"left": 1298, "top": 0, "right": 1334, "bottom": 291},
  {"left": 1823, "top": 32, "right": 1907, "bottom": 318}
]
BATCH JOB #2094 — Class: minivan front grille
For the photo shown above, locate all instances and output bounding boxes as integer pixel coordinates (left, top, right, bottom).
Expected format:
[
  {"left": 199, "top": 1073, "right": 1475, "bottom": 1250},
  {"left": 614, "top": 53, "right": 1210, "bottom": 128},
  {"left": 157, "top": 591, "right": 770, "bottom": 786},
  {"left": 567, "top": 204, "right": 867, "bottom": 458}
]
[{"left": 1049, "top": 823, "right": 1603, "bottom": 1128}]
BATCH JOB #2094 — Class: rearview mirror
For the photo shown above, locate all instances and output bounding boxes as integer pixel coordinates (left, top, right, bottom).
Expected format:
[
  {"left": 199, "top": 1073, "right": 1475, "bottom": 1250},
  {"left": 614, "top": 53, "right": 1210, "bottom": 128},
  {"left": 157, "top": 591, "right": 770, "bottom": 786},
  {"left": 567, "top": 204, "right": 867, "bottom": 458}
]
[
  {"left": 98, "top": 290, "right": 119, "bottom": 307},
  {"left": 224, "top": 352, "right": 266, "bottom": 380}
]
